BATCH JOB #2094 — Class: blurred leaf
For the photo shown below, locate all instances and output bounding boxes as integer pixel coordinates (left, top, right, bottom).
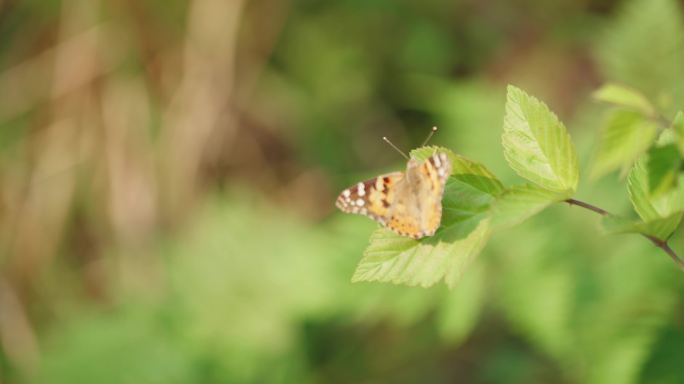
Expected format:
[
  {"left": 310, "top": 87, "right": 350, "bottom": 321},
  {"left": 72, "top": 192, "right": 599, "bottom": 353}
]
[
  {"left": 640, "top": 325, "right": 684, "bottom": 384},
  {"left": 496, "top": 227, "right": 575, "bottom": 359},
  {"left": 37, "top": 311, "right": 194, "bottom": 384},
  {"left": 169, "top": 198, "right": 336, "bottom": 354},
  {"left": 646, "top": 144, "right": 681, "bottom": 195},
  {"left": 592, "top": 83, "right": 655, "bottom": 116},
  {"left": 590, "top": 110, "right": 658, "bottom": 179},
  {"left": 437, "top": 263, "right": 485, "bottom": 344},
  {"left": 602, "top": 214, "right": 683, "bottom": 240},
  {"left": 502, "top": 85, "right": 579, "bottom": 194},
  {"left": 598, "top": 0, "right": 684, "bottom": 113},
  {"left": 490, "top": 184, "right": 566, "bottom": 230},
  {"left": 673, "top": 111, "right": 684, "bottom": 155},
  {"left": 353, "top": 147, "right": 501, "bottom": 288}
]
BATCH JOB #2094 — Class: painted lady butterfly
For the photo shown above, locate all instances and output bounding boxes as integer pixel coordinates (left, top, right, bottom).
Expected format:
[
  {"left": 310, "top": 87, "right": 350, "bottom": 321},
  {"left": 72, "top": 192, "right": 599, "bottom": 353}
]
[{"left": 336, "top": 129, "right": 452, "bottom": 239}]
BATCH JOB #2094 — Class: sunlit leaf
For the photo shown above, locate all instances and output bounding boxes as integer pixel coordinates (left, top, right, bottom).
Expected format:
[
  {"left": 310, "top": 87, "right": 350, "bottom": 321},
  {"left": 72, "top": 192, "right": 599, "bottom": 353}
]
[
  {"left": 353, "top": 147, "right": 501, "bottom": 288},
  {"left": 490, "top": 184, "right": 567, "bottom": 230},
  {"left": 502, "top": 85, "right": 579, "bottom": 194},
  {"left": 590, "top": 110, "right": 658, "bottom": 179},
  {"left": 592, "top": 83, "right": 655, "bottom": 116}
]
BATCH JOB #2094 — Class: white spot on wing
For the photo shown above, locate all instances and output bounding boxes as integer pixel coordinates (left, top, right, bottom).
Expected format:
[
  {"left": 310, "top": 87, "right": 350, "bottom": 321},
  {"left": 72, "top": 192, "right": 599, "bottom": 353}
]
[
  {"left": 356, "top": 198, "right": 364, "bottom": 206},
  {"left": 358, "top": 182, "right": 365, "bottom": 196},
  {"left": 343, "top": 189, "right": 351, "bottom": 198}
]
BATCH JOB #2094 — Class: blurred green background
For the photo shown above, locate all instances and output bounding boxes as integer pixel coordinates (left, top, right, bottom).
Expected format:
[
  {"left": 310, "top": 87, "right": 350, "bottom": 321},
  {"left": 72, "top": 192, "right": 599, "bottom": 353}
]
[{"left": 1, "top": 0, "right": 684, "bottom": 383}]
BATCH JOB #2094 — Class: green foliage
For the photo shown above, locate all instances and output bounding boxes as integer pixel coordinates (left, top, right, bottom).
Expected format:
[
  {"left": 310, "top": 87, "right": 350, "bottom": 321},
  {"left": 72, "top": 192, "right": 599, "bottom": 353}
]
[
  {"left": 598, "top": 0, "right": 684, "bottom": 113},
  {"left": 592, "top": 83, "right": 655, "bottom": 116},
  {"left": 356, "top": 86, "right": 588, "bottom": 288},
  {"left": 10, "top": 1, "right": 684, "bottom": 383},
  {"left": 647, "top": 144, "right": 681, "bottom": 195},
  {"left": 436, "top": 263, "right": 485, "bottom": 343},
  {"left": 674, "top": 111, "right": 684, "bottom": 155},
  {"left": 628, "top": 159, "right": 684, "bottom": 221},
  {"left": 627, "top": 158, "right": 684, "bottom": 239},
  {"left": 590, "top": 110, "right": 657, "bottom": 179},
  {"left": 352, "top": 147, "right": 500, "bottom": 288},
  {"left": 602, "top": 214, "right": 682, "bottom": 241},
  {"left": 490, "top": 184, "right": 567, "bottom": 230},
  {"left": 355, "top": 83, "right": 684, "bottom": 292},
  {"left": 502, "top": 85, "right": 579, "bottom": 194},
  {"left": 36, "top": 311, "right": 196, "bottom": 384}
]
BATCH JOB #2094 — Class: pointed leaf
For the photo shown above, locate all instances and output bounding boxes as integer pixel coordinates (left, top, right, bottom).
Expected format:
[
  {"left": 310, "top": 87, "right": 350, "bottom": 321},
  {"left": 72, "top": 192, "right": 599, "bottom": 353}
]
[
  {"left": 502, "top": 86, "right": 579, "bottom": 193},
  {"left": 590, "top": 110, "right": 658, "bottom": 179},
  {"left": 353, "top": 148, "right": 500, "bottom": 288},
  {"left": 490, "top": 184, "right": 568, "bottom": 230},
  {"left": 592, "top": 83, "right": 655, "bottom": 116}
]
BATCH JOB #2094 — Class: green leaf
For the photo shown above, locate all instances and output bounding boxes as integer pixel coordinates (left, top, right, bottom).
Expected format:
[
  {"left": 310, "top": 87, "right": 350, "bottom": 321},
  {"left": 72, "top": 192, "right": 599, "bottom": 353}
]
[
  {"left": 352, "top": 147, "right": 501, "bottom": 288},
  {"left": 590, "top": 110, "right": 658, "bottom": 179},
  {"left": 602, "top": 214, "right": 683, "bottom": 241},
  {"left": 490, "top": 184, "right": 568, "bottom": 230},
  {"left": 629, "top": 158, "right": 684, "bottom": 220},
  {"left": 674, "top": 111, "right": 684, "bottom": 155},
  {"left": 502, "top": 85, "right": 579, "bottom": 194},
  {"left": 412, "top": 146, "right": 505, "bottom": 196},
  {"left": 592, "top": 83, "right": 655, "bottom": 116},
  {"left": 627, "top": 158, "right": 684, "bottom": 238},
  {"left": 646, "top": 144, "right": 682, "bottom": 195}
]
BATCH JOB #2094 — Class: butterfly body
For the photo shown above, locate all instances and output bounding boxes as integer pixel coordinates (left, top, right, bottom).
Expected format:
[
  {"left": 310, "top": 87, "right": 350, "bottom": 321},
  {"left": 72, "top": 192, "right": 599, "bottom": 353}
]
[{"left": 336, "top": 152, "right": 451, "bottom": 239}]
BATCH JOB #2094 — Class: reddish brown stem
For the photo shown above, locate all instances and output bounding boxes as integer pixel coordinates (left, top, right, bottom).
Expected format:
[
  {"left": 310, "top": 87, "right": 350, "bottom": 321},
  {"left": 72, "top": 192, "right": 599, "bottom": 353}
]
[{"left": 564, "top": 198, "right": 684, "bottom": 273}]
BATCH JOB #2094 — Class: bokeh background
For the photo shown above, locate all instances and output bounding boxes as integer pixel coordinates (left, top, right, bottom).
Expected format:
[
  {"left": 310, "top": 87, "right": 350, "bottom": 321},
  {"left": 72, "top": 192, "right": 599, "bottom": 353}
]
[{"left": 1, "top": 0, "right": 684, "bottom": 383}]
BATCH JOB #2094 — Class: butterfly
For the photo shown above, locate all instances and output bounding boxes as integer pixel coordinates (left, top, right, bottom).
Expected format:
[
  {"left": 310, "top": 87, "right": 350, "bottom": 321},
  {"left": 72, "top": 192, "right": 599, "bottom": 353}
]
[{"left": 336, "top": 130, "right": 452, "bottom": 239}]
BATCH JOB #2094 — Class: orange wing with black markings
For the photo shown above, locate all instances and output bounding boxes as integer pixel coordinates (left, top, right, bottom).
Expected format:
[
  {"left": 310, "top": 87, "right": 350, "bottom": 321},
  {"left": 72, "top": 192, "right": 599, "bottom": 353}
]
[
  {"left": 336, "top": 152, "right": 451, "bottom": 239},
  {"left": 335, "top": 172, "right": 403, "bottom": 226}
]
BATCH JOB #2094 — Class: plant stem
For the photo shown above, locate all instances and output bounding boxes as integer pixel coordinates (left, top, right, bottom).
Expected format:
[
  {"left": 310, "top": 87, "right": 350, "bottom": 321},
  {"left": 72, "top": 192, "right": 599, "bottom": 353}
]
[
  {"left": 564, "top": 198, "right": 609, "bottom": 216},
  {"left": 645, "top": 236, "right": 684, "bottom": 274},
  {"left": 564, "top": 198, "right": 684, "bottom": 273}
]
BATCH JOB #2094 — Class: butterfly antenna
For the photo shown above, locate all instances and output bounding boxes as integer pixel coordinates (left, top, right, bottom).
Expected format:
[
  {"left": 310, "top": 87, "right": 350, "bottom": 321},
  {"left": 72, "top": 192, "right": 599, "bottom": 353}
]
[
  {"left": 421, "top": 126, "right": 438, "bottom": 147},
  {"left": 382, "top": 136, "right": 410, "bottom": 160}
]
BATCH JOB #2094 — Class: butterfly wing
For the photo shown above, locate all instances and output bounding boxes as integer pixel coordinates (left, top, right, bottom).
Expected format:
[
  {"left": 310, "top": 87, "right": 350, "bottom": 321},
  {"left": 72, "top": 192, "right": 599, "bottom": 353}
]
[
  {"left": 418, "top": 152, "right": 452, "bottom": 236},
  {"left": 336, "top": 152, "right": 451, "bottom": 240},
  {"left": 386, "top": 152, "right": 452, "bottom": 239},
  {"left": 336, "top": 172, "right": 404, "bottom": 225}
]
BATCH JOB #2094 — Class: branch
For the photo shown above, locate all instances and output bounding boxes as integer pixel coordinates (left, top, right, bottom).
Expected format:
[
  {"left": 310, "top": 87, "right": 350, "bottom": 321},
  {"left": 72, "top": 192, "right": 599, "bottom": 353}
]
[
  {"left": 564, "top": 198, "right": 684, "bottom": 273},
  {"left": 564, "top": 198, "right": 609, "bottom": 216}
]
